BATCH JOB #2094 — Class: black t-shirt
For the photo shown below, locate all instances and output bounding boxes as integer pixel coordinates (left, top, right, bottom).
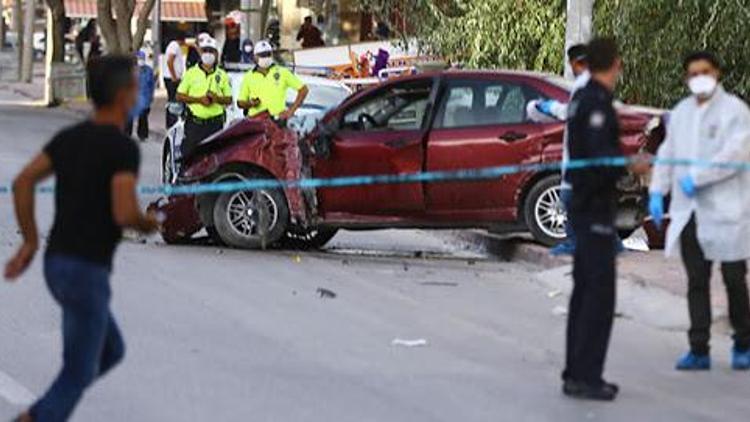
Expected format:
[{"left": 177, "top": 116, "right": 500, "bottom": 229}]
[{"left": 44, "top": 121, "right": 140, "bottom": 267}]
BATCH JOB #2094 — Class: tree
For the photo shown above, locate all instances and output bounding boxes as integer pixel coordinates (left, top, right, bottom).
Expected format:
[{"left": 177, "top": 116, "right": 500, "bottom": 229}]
[
  {"left": 595, "top": 0, "right": 750, "bottom": 107},
  {"left": 45, "top": 0, "right": 66, "bottom": 62},
  {"left": 363, "top": 0, "right": 566, "bottom": 72},
  {"left": 97, "top": 0, "right": 157, "bottom": 54}
]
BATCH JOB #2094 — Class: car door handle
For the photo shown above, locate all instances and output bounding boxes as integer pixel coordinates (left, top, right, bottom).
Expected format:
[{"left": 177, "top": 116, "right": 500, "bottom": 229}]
[
  {"left": 385, "top": 138, "right": 411, "bottom": 149},
  {"left": 498, "top": 131, "right": 528, "bottom": 142}
]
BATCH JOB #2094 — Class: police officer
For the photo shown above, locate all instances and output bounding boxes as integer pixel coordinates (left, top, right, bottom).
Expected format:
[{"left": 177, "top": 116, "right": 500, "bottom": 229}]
[
  {"left": 562, "top": 38, "right": 649, "bottom": 401},
  {"left": 175, "top": 36, "right": 232, "bottom": 157},
  {"left": 237, "top": 40, "right": 309, "bottom": 121}
]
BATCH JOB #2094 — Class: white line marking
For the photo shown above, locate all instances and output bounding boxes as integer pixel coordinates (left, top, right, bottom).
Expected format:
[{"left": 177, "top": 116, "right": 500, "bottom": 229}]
[{"left": 0, "top": 369, "right": 35, "bottom": 406}]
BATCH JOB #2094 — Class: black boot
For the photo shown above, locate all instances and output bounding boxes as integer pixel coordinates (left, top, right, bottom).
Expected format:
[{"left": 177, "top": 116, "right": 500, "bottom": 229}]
[{"left": 562, "top": 379, "right": 619, "bottom": 401}]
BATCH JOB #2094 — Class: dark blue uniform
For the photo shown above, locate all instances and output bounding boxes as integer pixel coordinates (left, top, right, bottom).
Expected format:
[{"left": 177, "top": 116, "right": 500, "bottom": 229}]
[{"left": 563, "top": 79, "right": 625, "bottom": 385}]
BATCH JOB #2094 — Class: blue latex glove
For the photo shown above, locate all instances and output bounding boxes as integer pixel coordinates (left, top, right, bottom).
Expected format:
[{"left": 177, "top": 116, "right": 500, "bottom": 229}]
[
  {"left": 535, "top": 100, "right": 555, "bottom": 115},
  {"left": 649, "top": 193, "right": 664, "bottom": 229},
  {"left": 680, "top": 175, "right": 697, "bottom": 198}
]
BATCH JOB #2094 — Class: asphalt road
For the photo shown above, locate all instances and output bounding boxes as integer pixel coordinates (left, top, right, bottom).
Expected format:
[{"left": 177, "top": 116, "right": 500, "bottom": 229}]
[{"left": 0, "top": 106, "right": 748, "bottom": 421}]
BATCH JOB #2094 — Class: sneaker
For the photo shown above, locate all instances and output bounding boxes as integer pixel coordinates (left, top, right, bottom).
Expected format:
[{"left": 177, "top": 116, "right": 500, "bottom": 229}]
[
  {"left": 731, "top": 346, "right": 750, "bottom": 370},
  {"left": 562, "top": 379, "right": 618, "bottom": 401},
  {"left": 675, "top": 351, "right": 711, "bottom": 370},
  {"left": 550, "top": 241, "right": 575, "bottom": 256}
]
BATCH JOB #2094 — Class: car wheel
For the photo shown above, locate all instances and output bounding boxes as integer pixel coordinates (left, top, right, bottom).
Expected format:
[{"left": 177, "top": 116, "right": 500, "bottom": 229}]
[
  {"left": 205, "top": 226, "right": 225, "bottom": 246},
  {"left": 524, "top": 174, "right": 567, "bottom": 246},
  {"left": 162, "top": 139, "right": 173, "bottom": 185},
  {"left": 280, "top": 227, "right": 338, "bottom": 250},
  {"left": 212, "top": 173, "right": 289, "bottom": 249}
]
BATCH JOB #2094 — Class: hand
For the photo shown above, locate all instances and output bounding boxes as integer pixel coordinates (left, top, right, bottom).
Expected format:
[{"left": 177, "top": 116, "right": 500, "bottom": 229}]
[
  {"left": 249, "top": 98, "right": 261, "bottom": 108},
  {"left": 4, "top": 242, "right": 38, "bottom": 281},
  {"left": 629, "top": 153, "right": 652, "bottom": 176},
  {"left": 649, "top": 193, "right": 664, "bottom": 230},
  {"left": 535, "top": 100, "right": 555, "bottom": 115},
  {"left": 680, "top": 175, "right": 697, "bottom": 198},
  {"left": 200, "top": 96, "right": 213, "bottom": 106},
  {"left": 278, "top": 109, "right": 294, "bottom": 121}
]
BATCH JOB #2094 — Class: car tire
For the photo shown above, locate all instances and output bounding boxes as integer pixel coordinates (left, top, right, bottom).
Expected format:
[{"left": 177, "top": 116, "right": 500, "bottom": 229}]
[
  {"left": 280, "top": 227, "right": 338, "bottom": 250},
  {"left": 212, "top": 172, "right": 289, "bottom": 249},
  {"left": 205, "top": 226, "right": 225, "bottom": 246},
  {"left": 524, "top": 174, "right": 568, "bottom": 247}
]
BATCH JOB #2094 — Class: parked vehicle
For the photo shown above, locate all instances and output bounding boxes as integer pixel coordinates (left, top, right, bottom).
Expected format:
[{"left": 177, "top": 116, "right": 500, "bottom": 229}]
[
  {"left": 151, "top": 70, "right": 665, "bottom": 249},
  {"left": 161, "top": 70, "right": 352, "bottom": 184}
]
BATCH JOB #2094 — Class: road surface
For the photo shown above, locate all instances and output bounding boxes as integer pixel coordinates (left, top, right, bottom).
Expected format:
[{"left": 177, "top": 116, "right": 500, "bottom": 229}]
[{"left": 0, "top": 105, "right": 748, "bottom": 421}]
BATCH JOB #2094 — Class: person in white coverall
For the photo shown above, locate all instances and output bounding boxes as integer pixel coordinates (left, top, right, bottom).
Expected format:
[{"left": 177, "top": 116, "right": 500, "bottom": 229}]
[
  {"left": 649, "top": 51, "right": 750, "bottom": 371},
  {"left": 527, "top": 45, "right": 590, "bottom": 255}
]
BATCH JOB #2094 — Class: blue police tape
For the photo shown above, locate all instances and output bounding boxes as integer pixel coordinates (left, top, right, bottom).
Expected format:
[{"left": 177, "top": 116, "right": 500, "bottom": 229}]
[{"left": 1, "top": 156, "right": 749, "bottom": 196}]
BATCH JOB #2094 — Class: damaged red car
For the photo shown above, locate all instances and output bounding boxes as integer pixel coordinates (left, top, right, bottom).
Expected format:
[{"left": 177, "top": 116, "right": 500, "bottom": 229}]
[{"left": 151, "top": 70, "right": 665, "bottom": 249}]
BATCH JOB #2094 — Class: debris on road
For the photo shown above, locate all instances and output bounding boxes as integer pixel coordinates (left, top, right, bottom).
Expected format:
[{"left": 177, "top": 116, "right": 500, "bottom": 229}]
[
  {"left": 316, "top": 288, "right": 337, "bottom": 299},
  {"left": 547, "top": 290, "right": 562, "bottom": 298},
  {"left": 420, "top": 281, "right": 459, "bottom": 287},
  {"left": 391, "top": 338, "right": 429, "bottom": 348},
  {"left": 552, "top": 306, "right": 568, "bottom": 316}
]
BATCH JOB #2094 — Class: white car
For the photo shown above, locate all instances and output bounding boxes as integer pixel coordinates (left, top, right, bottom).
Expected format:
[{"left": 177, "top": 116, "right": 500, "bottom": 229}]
[{"left": 162, "top": 70, "right": 352, "bottom": 184}]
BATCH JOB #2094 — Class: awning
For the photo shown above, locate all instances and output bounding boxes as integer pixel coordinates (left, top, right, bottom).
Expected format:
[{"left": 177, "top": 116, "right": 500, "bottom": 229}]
[{"left": 64, "top": 0, "right": 207, "bottom": 23}]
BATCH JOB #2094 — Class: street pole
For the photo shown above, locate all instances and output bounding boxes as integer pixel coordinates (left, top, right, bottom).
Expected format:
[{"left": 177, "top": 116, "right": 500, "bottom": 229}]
[
  {"left": 564, "top": 0, "right": 594, "bottom": 79},
  {"left": 21, "top": 0, "right": 36, "bottom": 83},
  {"left": 152, "top": 0, "right": 161, "bottom": 73},
  {"left": 13, "top": 0, "right": 23, "bottom": 81}
]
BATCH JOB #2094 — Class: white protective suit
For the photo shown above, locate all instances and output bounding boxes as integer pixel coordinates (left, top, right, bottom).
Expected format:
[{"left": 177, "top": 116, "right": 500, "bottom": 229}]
[{"left": 650, "top": 85, "right": 750, "bottom": 261}]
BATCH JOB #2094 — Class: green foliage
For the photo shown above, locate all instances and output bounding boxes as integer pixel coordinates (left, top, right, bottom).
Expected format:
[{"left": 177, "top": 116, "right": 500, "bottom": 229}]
[
  {"left": 595, "top": 0, "right": 750, "bottom": 107},
  {"left": 365, "top": 0, "right": 566, "bottom": 72},
  {"left": 363, "top": 0, "right": 750, "bottom": 108}
]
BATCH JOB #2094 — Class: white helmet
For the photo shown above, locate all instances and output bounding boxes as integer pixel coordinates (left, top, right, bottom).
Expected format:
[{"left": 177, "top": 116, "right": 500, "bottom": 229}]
[
  {"left": 254, "top": 40, "right": 274, "bottom": 56},
  {"left": 199, "top": 36, "right": 218, "bottom": 51}
]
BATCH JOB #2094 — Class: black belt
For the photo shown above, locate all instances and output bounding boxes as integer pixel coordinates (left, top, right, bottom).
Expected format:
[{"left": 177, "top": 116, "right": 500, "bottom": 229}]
[{"left": 187, "top": 111, "right": 225, "bottom": 125}]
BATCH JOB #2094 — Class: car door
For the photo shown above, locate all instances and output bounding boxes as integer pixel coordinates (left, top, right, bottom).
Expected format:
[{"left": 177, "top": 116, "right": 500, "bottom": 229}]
[
  {"left": 425, "top": 76, "right": 559, "bottom": 220},
  {"left": 313, "top": 78, "right": 434, "bottom": 217}
]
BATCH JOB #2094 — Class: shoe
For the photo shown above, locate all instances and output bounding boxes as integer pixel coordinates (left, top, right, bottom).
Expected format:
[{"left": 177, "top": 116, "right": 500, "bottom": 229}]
[
  {"left": 550, "top": 241, "right": 575, "bottom": 256},
  {"left": 731, "top": 346, "right": 750, "bottom": 370},
  {"left": 675, "top": 351, "right": 711, "bottom": 370},
  {"left": 562, "top": 379, "right": 618, "bottom": 401}
]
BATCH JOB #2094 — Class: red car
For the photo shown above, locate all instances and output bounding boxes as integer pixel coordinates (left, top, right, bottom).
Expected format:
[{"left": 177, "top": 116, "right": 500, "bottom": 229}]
[{"left": 151, "top": 70, "right": 664, "bottom": 249}]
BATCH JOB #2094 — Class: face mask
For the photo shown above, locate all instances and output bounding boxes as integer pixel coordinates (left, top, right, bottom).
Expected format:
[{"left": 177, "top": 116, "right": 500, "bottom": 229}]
[
  {"left": 201, "top": 53, "right": 216, "bottom": 66},
  {"left": 257, "top": 57, "right": 274, "bottom": 69},
  {"left": 243, "top": 45, "right": 253, "bottom": 53},
  {"left": 688, "top": 75, "right": 718, "bottom": 98},
  {"left": 137, "top": 58, "right": 145, "bottom": 67}
]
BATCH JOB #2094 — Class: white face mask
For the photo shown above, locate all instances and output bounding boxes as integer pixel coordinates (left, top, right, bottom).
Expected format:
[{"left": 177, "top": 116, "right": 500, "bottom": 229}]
[
  {"left": 137, "top": 58, "right": 145, "bottom": 67},
  {"left": 243, "top": 45, "right": 253, "bottom": 53},
  {"left": 257, "top": 57, "right": 274, "bottom": 69},
  {"left": 688, "top": 75, "right": 718, "bottom": 99},
  {"left": 201, "top": 52, "right": 216, "bottom": 66}
]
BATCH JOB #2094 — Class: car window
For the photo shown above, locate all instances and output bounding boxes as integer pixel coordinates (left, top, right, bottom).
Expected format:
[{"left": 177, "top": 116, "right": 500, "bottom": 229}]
[
  {"left": 341, "top": 80, "right": 433, "bottom": 131},
  {"left": 436, "top": 80, "right": 546, "bottom": 128}
]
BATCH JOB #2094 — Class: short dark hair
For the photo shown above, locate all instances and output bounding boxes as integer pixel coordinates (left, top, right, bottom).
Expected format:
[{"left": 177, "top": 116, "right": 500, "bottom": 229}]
[
  {"left": 586, "top": 37, "right": 620, "bottom": 73},
  {"left": 567, "top": 44, "right": 588, "bottom": 63},
  {"left": 683, "top": 51, "right": 721, "bottom": 71},
  {"left": 86, "top": 55, "right": 136, "bottom": 108}
]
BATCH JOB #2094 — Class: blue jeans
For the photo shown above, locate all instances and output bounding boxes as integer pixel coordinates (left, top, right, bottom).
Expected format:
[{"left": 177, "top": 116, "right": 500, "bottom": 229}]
[
  {"left": 561, "top": 187, "right": 576, "bottom": 244},
  {"left": 31, "top": 254, "right": 125, "bottom": 422}
]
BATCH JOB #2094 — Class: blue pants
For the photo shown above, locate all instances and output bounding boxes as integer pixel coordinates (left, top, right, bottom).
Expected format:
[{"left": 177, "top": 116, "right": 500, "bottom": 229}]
[{"left": 31, "top": 254, "right": 125, "bottom": 422}]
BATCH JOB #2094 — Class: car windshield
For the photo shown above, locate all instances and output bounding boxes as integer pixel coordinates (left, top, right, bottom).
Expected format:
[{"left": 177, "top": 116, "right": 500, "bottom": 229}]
[{"left": 288, "top": 85, "right": 350, "bottom": 111}]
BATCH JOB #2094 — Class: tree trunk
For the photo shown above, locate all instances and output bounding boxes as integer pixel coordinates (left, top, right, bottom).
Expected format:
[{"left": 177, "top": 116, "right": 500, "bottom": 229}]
[
  {"left": 98, "top": 0, "right": 120, "bottom": 53},
  {"left": 260, "top": 0, "right": 272, "bottom": 34},
  {"left": 21, "top": 0, "right": 36, "bottom": 83},
  {"left": 14, "top": 0, "right": 23, "bottom": 81},
  {"left": 133, "top": 0, "right": 156, "bottom": 51},
  {"left": 45, "top": 0, "right": 66, "bottom": 63},
  {"left": 113, "top": 0, "right": 135, "bottom": 53}
]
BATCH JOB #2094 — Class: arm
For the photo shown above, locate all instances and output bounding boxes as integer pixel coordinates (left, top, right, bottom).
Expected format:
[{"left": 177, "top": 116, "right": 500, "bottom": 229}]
[
  {"left": 176, "top": 78, "right": 211, "bottom": 106},
  {"left": 111, "top": 172, "right": 159, "bottom": 233},
  {"left": 208, "top": 72, "right": 233, "bottom": 106},
  {"left": 236, "top": 73, "right": 260, "bottom": 110},
  {"left": 692, "top": 104, "right": 750, "bottom": 188},
  {"left": 279, "top": 85, "right": 309, "bottom": 120},
  {"left": 649, "top": 113, "right": 677, "bottom": 195},
  {"left": 4, "top": 153, "right": 53, "bottom": 280}
]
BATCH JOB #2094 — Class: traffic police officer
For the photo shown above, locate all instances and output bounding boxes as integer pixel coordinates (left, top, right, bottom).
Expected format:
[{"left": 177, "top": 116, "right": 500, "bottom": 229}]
[
  {"left": 237, "top": 40, "right": 309, "bottom": 121},
  {"left": 176, "top": 37, "right": 232, "bottom": 157},
  {"left": 561, "top": 38, "right": 649, "bottom": 401}
]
